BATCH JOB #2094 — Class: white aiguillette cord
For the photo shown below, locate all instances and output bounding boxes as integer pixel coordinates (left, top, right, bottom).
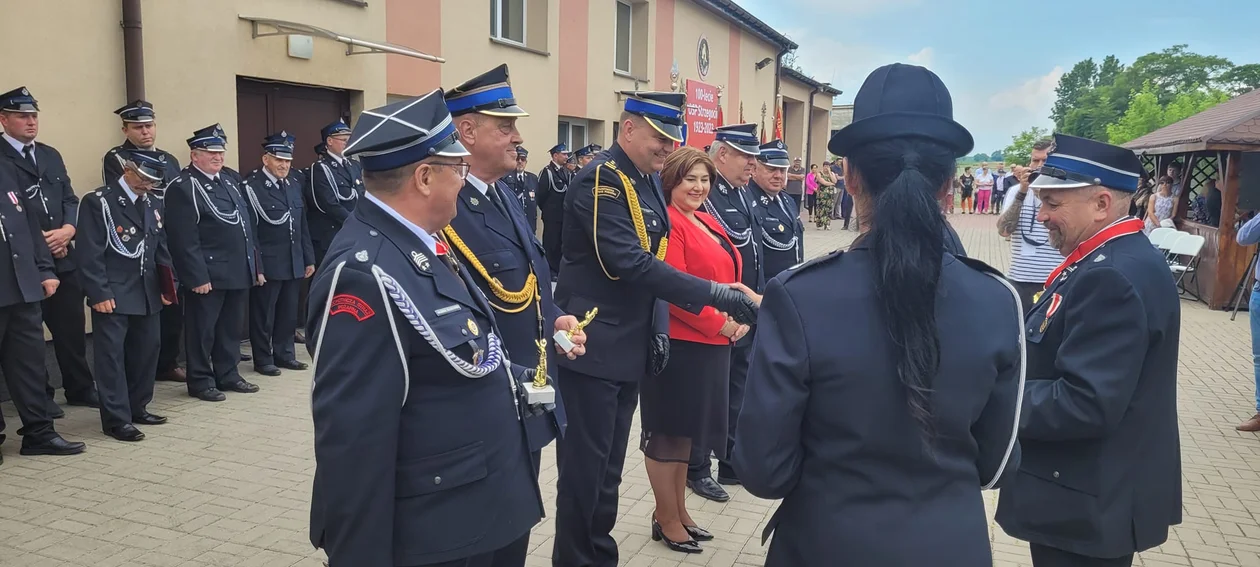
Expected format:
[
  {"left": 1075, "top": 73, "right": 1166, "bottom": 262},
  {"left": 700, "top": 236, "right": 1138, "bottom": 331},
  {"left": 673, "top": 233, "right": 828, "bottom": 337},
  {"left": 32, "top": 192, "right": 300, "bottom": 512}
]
[{"left": 981, "top": 272, "right": 1026, "bottom": 490}]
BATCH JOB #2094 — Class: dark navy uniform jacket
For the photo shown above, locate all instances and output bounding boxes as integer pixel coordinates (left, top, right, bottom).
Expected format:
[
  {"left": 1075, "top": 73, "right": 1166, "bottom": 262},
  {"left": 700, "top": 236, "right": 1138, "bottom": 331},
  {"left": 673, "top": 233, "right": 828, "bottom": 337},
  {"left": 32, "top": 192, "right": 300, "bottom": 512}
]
[
  {"left": 0, "top": 161, "right": 56, "bottom": 307},
  {"left": 306, "top": 196, "right": 542, "bottom": 567},
  {"left": 734, "top": 246, "right": 1023, "bottom": 567},
  {"left": 164, "top": 166, "right": 259, "bottom": 290},
  {"left": 0, "top": 140, "right": 78, "bottom": 273},
  {"left": 996, "top": 228, "right": 1182, "bottom": 558},
  {"left": 536, "top": 161, "right": 570, "bottom": 225},
  {"left": 446, "top": 178, "right": 567, "bottom": 452},
  {"left": 503, "top": 170, "right": 540, "bottom": 233},
  {"left": 307, "top": 154, "right": 364, "bottom": 248},
  {"left": 704, "top": 173, "right": 764, "bottom": 293},
  {"left": 242, "top": 169, "right": 314, "bottom": 281},
  {"left": 555, "top": 144, "right": 710, "bottom": 382},
  {"left": 76, "top": 182, "right": 172, "bottom": 316},
  {"left": 748, "top": 181, "right": 803, "bottom": 281},
  {"left": 101, "top": 141, "right": 183, "bottom": 200}
]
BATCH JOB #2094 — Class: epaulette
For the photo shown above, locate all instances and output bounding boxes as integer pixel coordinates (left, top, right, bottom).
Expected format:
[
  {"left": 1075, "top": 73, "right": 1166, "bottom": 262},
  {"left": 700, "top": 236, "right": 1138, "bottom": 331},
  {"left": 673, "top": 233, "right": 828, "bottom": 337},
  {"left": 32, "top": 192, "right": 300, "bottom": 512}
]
[
  {"left": 778, "top": 249, "right": 844, "bottom": 283},
  {"left": 955, "top": 255, "right": 1005, "bottom": 278}
]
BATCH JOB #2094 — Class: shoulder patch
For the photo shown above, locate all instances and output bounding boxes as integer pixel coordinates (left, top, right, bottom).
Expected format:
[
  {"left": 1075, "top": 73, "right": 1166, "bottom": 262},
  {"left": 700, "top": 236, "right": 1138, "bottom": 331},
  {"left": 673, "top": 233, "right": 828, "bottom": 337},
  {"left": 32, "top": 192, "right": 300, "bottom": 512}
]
[
  {"left": 329, "top": 294, "right": 375, "bottom": 321},
  {"left": 955, "top": 256, "right": 1005, "bottom": 278},
  {"left": 594, "top": 186, "right": 621, "bottom": 199}
]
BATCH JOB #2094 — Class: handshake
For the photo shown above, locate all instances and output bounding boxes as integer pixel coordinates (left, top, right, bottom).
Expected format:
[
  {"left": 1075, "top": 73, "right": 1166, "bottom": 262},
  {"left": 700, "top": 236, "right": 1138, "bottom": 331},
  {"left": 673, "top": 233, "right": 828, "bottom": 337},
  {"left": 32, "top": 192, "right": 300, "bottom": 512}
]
[{"left": 709, "top": 281, "right": 762, "bottom": 327}]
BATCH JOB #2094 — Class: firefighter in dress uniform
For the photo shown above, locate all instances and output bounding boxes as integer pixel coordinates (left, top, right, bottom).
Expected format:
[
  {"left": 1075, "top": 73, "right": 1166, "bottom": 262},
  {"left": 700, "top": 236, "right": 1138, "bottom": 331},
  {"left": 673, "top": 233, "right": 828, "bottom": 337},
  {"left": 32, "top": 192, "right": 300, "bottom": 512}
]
[
  {"left": 243, "top": 132, "right": 314, "bottom": 376},
  {"left": 536, "top": 143, "right": 570, "bottom": 277},
  {"left": 307, "top": 120, "right": 365, "bottom": 265},
  {"left": 503, "top": 146, "right": 540, "bottom": 233},
  {"left": 748, "top": 140, "right": 804, "bottom": 281},
  {"left": 686, "top": 123, "right": 764, "bottom": 501},
  {"left": 77, "top": 149, "right": 176, "bottom": 442},
  {"left": 996, "top": 134, "right": 1183, "bottom": 567},
  {"left": 0, "top": 158, "right": 86, "bottom": 462},
  {"left": 551, "top": 91, "right": 759, "bottom": 567},
  {"left": 306, "top": 88, "right": 562, "bottom": 567},
  {"left": 165, "top": 124, "right": 261, "bottom": 402},
  {"left": 0, "top": 86, "right": 97, "bottom": 412},
  {"left": 102, "top": 100, "right": 187, "bottom": 384}
]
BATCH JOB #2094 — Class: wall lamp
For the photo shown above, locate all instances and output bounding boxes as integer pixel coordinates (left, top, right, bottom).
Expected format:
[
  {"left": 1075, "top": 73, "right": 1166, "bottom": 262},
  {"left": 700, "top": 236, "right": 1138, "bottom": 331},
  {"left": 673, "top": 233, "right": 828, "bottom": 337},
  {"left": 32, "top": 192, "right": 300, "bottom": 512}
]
[{"left": 755, "top": 57, "right": 774, "bottom": 70}]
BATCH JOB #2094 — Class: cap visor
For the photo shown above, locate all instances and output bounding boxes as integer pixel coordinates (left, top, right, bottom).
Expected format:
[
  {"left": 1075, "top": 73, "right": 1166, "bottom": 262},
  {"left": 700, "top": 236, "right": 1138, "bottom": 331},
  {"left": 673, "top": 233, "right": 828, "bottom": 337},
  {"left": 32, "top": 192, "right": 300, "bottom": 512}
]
[
  {"left": 135, "top": 169, "right": 163, "bottom": 183},
  {"left": 727, "top": 142, "right": 761, "bottom": 156},
  {"left": 646, "top": 118, "right": 684, "bottom": 143},
  {"left": 270, "top": 152, "right": 294, "bottom": 161},
  {"left": 480, "top": 105, "right": 529, "bottom": 118},
  {"left": 1029, "top": 175, "right": 1090, "bottom": 190},
  {"left": 433, "top": 139, "right": 471, "bottom": 157},
  {"left": 123, "top": 117, "right": 155, "bottom": 123}
]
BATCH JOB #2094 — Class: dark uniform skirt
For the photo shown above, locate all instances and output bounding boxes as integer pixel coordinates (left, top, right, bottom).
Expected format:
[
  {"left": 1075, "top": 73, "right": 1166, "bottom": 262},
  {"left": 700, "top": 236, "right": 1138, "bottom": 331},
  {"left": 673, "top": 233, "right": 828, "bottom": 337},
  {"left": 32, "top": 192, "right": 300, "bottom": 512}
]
[{"left": 639, "top": 338, "right": 731, "bottom": 463}]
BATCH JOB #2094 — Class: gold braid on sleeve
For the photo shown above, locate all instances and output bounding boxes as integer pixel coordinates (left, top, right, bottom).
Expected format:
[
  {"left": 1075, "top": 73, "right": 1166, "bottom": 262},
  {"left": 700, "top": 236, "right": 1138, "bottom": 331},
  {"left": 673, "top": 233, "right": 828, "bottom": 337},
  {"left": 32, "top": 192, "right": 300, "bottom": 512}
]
[
  {"left": 592, "top": 163, "right": 668, "bottom": 281},
  {"left": 441, "top": 225, "right": 540, "bottom": 314}
]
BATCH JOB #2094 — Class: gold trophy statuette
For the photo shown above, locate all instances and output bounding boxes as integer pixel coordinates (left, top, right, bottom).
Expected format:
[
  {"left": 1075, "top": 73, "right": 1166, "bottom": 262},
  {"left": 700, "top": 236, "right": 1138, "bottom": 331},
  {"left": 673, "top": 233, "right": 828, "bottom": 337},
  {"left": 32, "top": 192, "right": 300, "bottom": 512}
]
[
  {"left": 525, "top": 338, "right": 556, "bottom": 406},
  {"left": 553, "top": 307, "right": 597, "bottom": 353}
]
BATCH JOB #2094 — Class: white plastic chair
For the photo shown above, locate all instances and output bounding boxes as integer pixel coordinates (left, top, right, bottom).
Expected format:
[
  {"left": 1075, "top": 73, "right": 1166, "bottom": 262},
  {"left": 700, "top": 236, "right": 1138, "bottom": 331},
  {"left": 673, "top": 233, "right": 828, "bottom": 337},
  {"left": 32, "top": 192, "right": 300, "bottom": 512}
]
[
  {"left": 1157, "top": 232, "right": 1185, "bottom": 262},
  {"left": 1168, "top": 234, "right": 1207, "bottom": 297},
  {"left": 1147, "top": 227, "right": 1175, "bottom": 248}
]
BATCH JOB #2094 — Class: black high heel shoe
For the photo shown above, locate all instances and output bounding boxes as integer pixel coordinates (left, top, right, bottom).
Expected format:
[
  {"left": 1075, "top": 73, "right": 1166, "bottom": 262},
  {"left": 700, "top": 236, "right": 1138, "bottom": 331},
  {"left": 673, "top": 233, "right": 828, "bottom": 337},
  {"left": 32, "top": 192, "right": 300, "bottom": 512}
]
[
  {"left": 652, "top": 518, "right": 702, "bottom": 554},
  {"left": 683, "top": 524, "right": 714, "bottom": 541}
]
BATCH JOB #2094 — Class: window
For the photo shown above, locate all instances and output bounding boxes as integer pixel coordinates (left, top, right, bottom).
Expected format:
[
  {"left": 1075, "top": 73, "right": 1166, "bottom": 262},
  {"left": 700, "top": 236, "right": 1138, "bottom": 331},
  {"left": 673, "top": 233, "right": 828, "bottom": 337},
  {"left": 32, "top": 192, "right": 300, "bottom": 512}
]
[
  {"left": 558, "top": 118, "right": 589, "bottom": 150},
  {"left": 491, "top": 0, "right": 526, "bottom": 45},
  {"left": 614, "top": 1, "right": 632, "bottom": 74}
]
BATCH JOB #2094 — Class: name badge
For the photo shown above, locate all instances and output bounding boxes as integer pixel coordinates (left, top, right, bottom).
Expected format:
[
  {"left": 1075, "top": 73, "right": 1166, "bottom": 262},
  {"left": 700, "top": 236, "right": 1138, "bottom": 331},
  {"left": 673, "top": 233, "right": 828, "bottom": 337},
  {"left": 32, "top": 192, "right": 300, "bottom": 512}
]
[{"left": 435, "top": 304, "right": 462, "bottom": 316}]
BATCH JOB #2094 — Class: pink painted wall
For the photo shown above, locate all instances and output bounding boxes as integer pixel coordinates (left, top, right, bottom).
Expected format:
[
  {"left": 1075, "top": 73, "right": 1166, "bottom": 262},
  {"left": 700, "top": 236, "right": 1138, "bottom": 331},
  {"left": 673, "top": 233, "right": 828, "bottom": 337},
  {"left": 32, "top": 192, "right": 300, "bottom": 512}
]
[
  {"left": 654, "top": 0, "right": 676, "bottom": 88},
  {"left": 726, "top": 22, "right": 741, "bottom": 122},
  {"left": 558, "top": 0, "right": 589, "bottom": 117},
  {"left": 386, "top": 0, "right": 443, "bottom": 96}
]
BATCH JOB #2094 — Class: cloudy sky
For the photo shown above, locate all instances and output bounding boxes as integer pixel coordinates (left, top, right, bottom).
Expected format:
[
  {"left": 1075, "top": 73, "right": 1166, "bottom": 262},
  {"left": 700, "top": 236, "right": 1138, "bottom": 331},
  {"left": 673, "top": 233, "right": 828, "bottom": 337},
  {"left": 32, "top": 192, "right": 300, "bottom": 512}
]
[{"left": 731, "top": 0, "right": 1260, "bottom": 153}]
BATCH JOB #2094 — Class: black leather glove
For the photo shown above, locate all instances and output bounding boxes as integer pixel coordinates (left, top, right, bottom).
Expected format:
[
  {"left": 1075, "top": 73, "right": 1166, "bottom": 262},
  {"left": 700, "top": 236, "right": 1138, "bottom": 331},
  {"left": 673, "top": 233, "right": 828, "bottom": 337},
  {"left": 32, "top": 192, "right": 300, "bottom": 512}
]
[
  {"left": 649, "top": 333, "right": 670, "bottom": 375},
  {"left": 514, "top": 367, "right": 555, "bottom": 418},
  {"left": 709, "top": 282, "right": 758, "bottom": 325}
]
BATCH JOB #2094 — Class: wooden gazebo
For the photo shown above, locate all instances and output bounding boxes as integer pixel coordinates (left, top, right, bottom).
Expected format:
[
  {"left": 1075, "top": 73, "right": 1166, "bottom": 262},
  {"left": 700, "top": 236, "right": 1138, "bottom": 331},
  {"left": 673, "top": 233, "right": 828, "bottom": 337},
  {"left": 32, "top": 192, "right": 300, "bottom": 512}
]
[{"left": 1124, "top": 88, "right": 1260, "bottom": 309}]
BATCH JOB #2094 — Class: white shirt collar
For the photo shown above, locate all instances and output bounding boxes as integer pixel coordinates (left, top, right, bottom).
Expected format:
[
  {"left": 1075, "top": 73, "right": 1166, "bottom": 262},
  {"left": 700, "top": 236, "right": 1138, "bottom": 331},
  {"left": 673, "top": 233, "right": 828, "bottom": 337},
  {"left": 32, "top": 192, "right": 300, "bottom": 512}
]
[
  {"left": 193, "top": 164, "right": 220, "bottom": 181},
  {"left": 364, "top": 192, "right": 438, "bottom": 256},
  {"left": 117, "top": 176, "right": 141, "bottom": 203},
  {"left": 3, "top": 133, "right": 31, "bottom": 155},
  {"left": 262, "top": 168, "right": 280, "bottom": 185},
  {"left": 328, "top": 152, "right": 346, "bottom": 165},
  {"left": 466, "top": 174, "right": 490, "bottom": 196}
]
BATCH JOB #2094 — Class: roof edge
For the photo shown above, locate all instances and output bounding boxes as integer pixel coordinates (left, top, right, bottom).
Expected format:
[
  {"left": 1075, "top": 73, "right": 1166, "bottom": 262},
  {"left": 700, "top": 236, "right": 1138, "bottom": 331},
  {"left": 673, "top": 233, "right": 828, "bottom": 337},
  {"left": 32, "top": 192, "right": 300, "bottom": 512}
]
[
  {"left": 781, "top": 66, "right": 842, "bottom": 95},
  {"left": 688, "top": 0, "right": 798, "bottom": 51}
]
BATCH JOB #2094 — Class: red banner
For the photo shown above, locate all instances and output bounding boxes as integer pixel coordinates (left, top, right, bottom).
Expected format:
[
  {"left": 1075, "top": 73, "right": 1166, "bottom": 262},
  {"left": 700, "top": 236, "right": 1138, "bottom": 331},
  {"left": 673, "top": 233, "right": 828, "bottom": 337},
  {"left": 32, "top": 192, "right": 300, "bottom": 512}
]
[{"left": 684, "top": 80, "right": 720, "bottom": 149}]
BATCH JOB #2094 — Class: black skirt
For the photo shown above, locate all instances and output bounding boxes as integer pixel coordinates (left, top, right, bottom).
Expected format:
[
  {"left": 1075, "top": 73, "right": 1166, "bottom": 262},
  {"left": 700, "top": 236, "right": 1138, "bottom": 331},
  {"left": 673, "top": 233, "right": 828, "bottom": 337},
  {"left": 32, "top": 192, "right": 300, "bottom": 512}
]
[{"left": 639, "top": 338, "right": 731, "bottom": 463}]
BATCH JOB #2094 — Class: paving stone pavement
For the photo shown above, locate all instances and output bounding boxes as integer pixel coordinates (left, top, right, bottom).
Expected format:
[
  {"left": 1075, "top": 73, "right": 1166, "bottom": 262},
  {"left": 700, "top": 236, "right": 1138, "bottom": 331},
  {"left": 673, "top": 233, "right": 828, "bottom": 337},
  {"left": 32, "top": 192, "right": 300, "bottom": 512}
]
[{"left": 2, "top": 211, "right": 1259, "bottom": 567}]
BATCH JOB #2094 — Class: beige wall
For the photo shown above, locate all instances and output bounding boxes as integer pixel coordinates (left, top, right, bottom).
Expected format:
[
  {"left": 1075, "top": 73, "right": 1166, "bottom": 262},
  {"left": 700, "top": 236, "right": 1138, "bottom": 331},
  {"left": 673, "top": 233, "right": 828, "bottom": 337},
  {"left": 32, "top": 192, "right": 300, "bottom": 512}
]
[
  {"left": 782, "top": 76, "right": 835, "bottom": 166},
  {"left": 9, "top": 0, "right": 387, "bottom": 192}
]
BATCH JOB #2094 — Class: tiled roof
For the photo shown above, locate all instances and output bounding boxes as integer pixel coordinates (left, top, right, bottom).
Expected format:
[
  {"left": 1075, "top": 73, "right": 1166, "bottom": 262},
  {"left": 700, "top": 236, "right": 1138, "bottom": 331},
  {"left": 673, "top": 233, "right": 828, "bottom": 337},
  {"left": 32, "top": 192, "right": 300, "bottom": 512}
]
[
  {"left": 780, "top": 66, "right": 842, "bottom": 95},
  {"left": 1124, "top": 88, "right": 1260, "bottom": 152}
]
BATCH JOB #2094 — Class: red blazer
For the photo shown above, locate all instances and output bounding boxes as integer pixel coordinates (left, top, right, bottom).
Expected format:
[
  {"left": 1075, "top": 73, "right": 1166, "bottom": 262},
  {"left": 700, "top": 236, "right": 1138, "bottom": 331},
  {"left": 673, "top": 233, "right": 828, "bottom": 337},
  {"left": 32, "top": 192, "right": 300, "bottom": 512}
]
[{"left": 664, "top": 206, "right": 743, "bottom": 344}]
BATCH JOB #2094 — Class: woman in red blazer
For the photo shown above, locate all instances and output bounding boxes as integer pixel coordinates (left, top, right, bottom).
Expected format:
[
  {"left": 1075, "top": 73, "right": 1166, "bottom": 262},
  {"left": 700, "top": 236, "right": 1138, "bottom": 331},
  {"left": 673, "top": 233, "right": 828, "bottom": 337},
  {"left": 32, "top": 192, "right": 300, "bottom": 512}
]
[{"left": 640, "top": 147, "right": 747, "bottom": 554}]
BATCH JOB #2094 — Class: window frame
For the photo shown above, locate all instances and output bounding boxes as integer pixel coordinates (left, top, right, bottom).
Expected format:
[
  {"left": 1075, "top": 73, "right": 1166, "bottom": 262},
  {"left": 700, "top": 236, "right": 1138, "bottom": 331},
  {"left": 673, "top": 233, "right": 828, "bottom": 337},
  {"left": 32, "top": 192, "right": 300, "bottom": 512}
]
[
  {"left": 558, "top": 118, "right": 590, "bottom": 151},
  {"left": 491, "top": 0, "right": 528, "bottom": 46},
  {"left": 614, "top": 0, "right": 633, "bottom": 74}
]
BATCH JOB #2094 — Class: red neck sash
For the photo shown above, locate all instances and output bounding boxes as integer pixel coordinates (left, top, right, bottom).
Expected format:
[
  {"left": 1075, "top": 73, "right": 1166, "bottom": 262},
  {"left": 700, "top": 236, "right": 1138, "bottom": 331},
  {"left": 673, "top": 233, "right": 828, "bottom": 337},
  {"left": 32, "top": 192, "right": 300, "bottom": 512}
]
[{"left": 1043, "top": 217, "right": 1145, "bottom": 288}]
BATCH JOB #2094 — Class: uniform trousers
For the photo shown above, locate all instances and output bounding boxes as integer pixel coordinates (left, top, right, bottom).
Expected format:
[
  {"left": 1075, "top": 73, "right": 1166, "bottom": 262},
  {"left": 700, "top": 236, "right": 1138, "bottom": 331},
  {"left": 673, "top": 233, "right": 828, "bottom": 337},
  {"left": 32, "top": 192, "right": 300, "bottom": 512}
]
[
  {"left": 157, "top": 292, "right": 184, "bottom": 374},
  {"left": 249, "top": 278, "right": 300, "bottom": 367},
  {"left": 90, "top": 310, "right": 159, "bottom": 430},
  {"left": 689, "top": 332, "right": 754, "bottom": 481},
  {"left": 542, "top": 220, "right": 563, "bottom": 277},
  {"left": 0, "top": 302, "right": 56, "bottom": 441},
  {"left": 1030, "top": 544, "right": 1133, "bottom": 567},
  {"left": 184, "top": 288, "right": 248, "bottom": 394},
  {"left": 553, "top": 368, "right": 639, "bottom": 567},
  {"left": 426, "top": 532, "right": 530, "bottom": 567},
  {"left": 41, "top": 271, "right": 94, "bottom": 400}
]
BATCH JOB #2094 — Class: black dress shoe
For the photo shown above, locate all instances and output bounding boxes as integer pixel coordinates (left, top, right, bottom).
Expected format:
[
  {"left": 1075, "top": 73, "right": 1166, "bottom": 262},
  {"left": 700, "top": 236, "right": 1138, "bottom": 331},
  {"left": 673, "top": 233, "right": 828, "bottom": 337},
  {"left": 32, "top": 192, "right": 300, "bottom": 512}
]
[
  {"left": 221, "top": 380, "right": 260, "bottom": 394},
  {"left": 684, "top": 525, "right": 715, "bottom": 542},
  {"left": 132, "top": 412, "right": 168, "bottom": 425},
  {"left": 294, "top": 330, "right": 306, "bottom": 344},
  {"left": 190, "top": 388, "right": 227, "bottom": 402},
  {"left": 20, "top": 434, "right": 87, "bottom": 456},
  {"left": 104, "top": 424, "right": 145, "bottom": 442},
  {"left": 716, "top": 467, "right": 742, "bottom": 486},
  {"left": 65, "top": 390, "right": 101, "bottom": 408},
  {"left": 651, "top": 518, "right": 701, "bottom": 554},
  {"left": 254, "top": 365, "right": 282, "bottom": 376},
  {"left": 687, "top": 477, "right": 730, "bottom": 502},
  {"left": 48, "top": 403, "right": 65, "bottom": 419},
  {"left": 239, "top": 352, "right": 252, "bottom": 362},
  {"left": 276, "top": 359, "right": 308, "bottom": 371}
]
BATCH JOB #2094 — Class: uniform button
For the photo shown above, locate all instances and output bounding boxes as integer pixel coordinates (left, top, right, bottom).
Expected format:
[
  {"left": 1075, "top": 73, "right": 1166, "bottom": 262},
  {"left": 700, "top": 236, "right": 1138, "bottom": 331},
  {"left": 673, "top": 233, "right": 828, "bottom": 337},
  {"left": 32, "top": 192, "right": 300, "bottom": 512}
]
[
  {"left": 433, "top": 476, "right": 442, "bottom": 485},
  {"left": 12, "top": 253, "right": 18, "bottom": 259},
  {"left": 492, "top": 262, "right": 500, "bottom": 268},
  {"left": 1052, "top": 471, "right": 1060, "bottom": 479},
  {"left": 461, "top": 329, "right": 468, "bottom": 336},
  {"left": 369, "top": 230, "right": 379, "bottom": 237}
]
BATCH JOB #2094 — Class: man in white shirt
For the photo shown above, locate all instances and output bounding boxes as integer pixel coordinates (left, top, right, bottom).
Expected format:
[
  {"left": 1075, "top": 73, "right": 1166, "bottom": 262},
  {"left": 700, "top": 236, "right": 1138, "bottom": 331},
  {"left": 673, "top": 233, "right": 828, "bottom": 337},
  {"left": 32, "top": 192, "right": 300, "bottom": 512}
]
[{"left": 997, "top": 138, "right": 1063, "bottom": 309}]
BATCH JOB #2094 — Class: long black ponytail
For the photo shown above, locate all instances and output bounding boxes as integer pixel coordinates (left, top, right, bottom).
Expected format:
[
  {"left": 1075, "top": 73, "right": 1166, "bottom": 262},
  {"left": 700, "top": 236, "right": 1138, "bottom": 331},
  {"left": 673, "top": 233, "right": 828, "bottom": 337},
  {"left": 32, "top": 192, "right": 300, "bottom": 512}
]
[{"left": 847, "top": 137, "right": 956, "bottom": 441}]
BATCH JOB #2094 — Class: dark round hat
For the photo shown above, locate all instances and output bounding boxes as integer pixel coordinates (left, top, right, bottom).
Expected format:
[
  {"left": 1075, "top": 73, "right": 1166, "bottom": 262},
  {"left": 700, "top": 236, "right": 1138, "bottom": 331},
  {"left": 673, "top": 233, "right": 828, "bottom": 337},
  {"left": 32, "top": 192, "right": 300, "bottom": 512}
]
[{"left": 828, "top": 63, "right": 973, "bottom": 158}]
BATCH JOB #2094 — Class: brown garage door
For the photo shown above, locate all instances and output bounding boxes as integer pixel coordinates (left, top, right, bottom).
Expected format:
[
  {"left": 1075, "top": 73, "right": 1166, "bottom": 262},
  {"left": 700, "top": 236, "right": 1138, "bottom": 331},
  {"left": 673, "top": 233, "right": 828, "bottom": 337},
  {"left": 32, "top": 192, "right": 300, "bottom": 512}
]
[{"left": 236, "top": 77, "right": 352, "bottom": 174}]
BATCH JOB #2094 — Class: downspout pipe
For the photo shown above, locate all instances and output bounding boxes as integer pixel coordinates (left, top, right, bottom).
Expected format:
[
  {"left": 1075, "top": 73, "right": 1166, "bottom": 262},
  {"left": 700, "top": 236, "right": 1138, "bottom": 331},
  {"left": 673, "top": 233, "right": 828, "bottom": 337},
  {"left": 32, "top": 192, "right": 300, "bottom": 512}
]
[
  {"left": 773, "top": 48, "right": 789, "bottom": 137},
  {"left": 805, "top": 86, "right": 821, "bottom": 165},
  {"left": 122, "top": 0, "right": 145, "bottom": 101}
]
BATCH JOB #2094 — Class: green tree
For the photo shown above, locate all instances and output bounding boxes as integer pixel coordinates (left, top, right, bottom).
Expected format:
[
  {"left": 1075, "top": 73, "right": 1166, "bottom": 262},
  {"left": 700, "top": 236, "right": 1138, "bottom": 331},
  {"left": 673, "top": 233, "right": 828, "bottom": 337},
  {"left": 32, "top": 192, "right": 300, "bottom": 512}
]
[
  {"left": 1126, "top": 44, "right": 1233, "bottom": 105},
  {"left": 1003, "top": 126, "right": 1050, "bottom": 167},
  {"left": 1096, "top": 55, "right": 1124, "bottom": 86},
  {"left": 1106, "top": 82, "right": 1232, "bottom": 145},
  {"left": 989, "top": 150, "right": 1004, "bottom": 162},
  {"left": 1220, "top": 64, "right": 1260, "bottom": 94},
  {"left": 1052, "top": 59, "right": 1098, "bottom": 128},
  {"left": 971, "top": 153, "right": 990, "bottom": 162}
]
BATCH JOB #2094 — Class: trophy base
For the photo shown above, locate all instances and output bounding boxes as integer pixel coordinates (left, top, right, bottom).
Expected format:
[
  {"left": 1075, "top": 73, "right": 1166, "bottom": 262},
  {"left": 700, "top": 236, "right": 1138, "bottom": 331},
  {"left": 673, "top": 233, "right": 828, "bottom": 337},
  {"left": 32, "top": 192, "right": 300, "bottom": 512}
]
[
  {"left": 524, "top": 382, "right": 556, "bottom": 405},
  {"left": 553, "top": 330, "right": 576, "bottom": 353}
]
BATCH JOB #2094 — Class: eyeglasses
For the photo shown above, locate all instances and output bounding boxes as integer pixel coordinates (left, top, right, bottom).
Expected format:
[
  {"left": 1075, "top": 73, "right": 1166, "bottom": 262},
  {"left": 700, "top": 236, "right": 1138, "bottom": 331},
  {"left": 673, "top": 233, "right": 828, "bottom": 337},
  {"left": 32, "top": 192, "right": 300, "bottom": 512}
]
[{"left": 431, "top": 161, "right": 472, "bottom": 180}]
